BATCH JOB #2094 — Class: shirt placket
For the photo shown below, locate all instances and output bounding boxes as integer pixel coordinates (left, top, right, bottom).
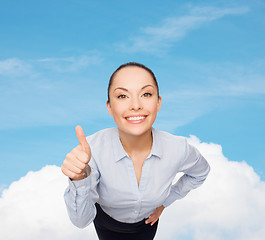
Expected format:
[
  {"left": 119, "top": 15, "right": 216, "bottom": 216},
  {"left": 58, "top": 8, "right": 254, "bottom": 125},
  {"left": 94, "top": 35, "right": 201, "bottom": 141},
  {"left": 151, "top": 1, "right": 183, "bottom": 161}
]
[{"left": 126, "top": 156, "right": 151, "bottom": 220}]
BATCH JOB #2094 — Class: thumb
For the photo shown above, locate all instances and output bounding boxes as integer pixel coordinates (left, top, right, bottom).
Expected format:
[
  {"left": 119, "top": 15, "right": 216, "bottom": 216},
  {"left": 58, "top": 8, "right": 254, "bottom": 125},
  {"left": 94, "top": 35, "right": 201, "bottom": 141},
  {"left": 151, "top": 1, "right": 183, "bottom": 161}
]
[{"left": 75, "top": 125, "right": 90, "bottom": 153}]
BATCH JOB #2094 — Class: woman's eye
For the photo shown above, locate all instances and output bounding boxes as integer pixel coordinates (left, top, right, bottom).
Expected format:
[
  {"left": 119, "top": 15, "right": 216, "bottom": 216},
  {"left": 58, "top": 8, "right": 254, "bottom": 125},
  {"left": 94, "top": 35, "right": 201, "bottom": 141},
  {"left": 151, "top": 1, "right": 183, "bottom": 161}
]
[
  {"left": 143, "top": 92, "right": 152, "bottom": 97},
  {"left": 117, "top": 94, "right": 127, "bottom": 99}
]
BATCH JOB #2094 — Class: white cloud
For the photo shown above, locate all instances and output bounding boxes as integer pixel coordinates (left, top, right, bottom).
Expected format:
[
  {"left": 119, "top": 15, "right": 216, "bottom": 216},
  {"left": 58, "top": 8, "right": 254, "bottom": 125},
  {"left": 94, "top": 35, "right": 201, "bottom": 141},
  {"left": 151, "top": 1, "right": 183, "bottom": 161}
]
[
  {"left": 118, "top": 6, "right": 249, "bottom": 53},
  {"left": 35, "top": 55, "right": 102, "bottom": 72},
  {"left": 0, "top": 184, "right": 8, "bottom": 196},
  {"left": 0, "top": 58, "right": 34, "bottom": 77},
  {"left": 0, "top": 54, "right": 102, "bottom": 79},
  {"left": 182, "top": 60, "right": 265, "bottom": 97},
  {"left": 156, "top": 136, "right": 265, "bottom": 240},
  {"left": 1, "top": 137, "right": 265, "bottom": 240},
  {"left": 0, "top": 166, "right": 98, "bottom": 240}
]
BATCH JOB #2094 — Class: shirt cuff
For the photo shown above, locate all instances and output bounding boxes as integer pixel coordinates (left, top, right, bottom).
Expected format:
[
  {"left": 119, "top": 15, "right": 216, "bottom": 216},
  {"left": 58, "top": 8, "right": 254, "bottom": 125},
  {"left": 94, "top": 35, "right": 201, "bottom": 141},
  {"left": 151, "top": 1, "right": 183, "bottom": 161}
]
[{"left": 68, "top": 176, "right": 91, "bottom": 196}]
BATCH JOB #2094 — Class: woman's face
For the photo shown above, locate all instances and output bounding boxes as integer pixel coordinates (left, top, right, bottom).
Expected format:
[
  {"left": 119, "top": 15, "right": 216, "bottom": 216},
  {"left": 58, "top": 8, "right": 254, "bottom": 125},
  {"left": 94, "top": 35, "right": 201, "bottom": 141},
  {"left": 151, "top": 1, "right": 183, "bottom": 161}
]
[{"left": 106, "top": 66, "right": 161, "bottom": 137}]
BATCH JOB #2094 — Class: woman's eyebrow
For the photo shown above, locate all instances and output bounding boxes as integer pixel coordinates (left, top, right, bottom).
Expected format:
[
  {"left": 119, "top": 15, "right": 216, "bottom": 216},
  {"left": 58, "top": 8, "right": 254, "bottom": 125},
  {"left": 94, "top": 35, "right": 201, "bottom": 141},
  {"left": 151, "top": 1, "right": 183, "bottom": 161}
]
[
  {"left": 142, "top": 84, "right": 154, "bottom": 89},
  {"left": 114, "top": 85, "right": 154, "bottom": 92},
  {"left": 114, "top": 87, "right": 128, "bottom": 92}
]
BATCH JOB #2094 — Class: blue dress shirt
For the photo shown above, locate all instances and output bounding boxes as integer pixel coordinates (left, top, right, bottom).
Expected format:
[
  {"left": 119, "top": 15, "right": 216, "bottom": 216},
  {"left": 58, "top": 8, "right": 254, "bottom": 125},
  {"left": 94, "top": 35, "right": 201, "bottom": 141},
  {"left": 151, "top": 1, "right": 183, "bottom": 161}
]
[{"left": 64, "top": 127, "right": 210, "bottom": 228}]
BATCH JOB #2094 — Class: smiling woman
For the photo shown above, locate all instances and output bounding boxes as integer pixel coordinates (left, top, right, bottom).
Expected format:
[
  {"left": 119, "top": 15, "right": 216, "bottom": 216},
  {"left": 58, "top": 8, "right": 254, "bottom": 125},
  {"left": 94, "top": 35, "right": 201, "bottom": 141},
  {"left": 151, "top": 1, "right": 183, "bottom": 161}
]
[
  {"left": 106, "top": 63, "right": 161, "bottom": 140},
  {"left": 61, "top": 62, "right": 210, "bottom": 240}
]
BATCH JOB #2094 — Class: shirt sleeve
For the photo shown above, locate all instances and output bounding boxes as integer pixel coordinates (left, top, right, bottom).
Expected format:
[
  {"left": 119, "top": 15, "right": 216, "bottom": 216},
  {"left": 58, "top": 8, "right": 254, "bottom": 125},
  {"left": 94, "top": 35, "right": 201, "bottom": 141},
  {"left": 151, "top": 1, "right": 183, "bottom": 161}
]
[
  {"left": 64, "top": 162, "right": 100, "bottom": 228},
  {"left": 163, "top": 140, "right": 210, "bottom": 208}
]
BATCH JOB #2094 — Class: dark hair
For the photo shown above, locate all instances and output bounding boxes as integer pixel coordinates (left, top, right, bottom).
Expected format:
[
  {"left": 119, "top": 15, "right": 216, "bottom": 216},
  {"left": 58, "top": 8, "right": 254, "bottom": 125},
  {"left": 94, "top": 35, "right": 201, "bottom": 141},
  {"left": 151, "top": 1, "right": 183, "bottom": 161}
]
[{"left": 107, "top": 62, "right": 159, "bottom": 103}]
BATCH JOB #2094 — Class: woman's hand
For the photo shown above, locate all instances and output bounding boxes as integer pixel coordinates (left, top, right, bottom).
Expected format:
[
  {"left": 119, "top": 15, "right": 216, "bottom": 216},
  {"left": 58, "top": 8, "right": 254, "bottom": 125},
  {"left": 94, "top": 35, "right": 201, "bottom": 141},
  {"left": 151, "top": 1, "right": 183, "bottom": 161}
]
[
  {"left": 61, "top": 125, "right": 91, "bottom": 181},
  {"left": 145, "top": 205, "right": 165, "bottom": 226}
]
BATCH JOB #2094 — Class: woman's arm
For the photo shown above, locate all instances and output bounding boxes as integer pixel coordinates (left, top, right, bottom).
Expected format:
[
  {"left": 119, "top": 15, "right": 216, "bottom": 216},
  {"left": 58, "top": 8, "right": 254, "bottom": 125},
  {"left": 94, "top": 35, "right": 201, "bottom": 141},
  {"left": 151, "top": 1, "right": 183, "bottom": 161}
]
[
  {"left": 64, "top": 165, "right": 100, "bottom": 228},
  {"left": 163, "top": 140, "right": 210, "bottom": 208},
  {"left": 62, "top": 126, "right": 100, "bottom": 228}
]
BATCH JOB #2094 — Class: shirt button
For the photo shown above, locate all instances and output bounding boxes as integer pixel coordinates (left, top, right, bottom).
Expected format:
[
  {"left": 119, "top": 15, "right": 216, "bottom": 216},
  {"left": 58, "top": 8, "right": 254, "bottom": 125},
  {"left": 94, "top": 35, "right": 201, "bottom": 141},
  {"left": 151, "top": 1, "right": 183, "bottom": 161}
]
[
  {"left": 134, "top": 210, "right": 137, "bottom": 214},
  {"left": 81, "top": 186, "right": 85, "bottom": 190}
]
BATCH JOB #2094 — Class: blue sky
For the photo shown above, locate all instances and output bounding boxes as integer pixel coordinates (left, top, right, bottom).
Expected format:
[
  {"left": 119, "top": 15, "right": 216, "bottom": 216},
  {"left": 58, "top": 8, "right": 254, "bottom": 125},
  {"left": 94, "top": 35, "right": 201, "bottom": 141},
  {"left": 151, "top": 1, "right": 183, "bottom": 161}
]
[
  {"left": 1, "top": 1, "right": 265, "bottom": 239},
  {"left": 0, "top": 0, "right": 265, "bottom": 191}
]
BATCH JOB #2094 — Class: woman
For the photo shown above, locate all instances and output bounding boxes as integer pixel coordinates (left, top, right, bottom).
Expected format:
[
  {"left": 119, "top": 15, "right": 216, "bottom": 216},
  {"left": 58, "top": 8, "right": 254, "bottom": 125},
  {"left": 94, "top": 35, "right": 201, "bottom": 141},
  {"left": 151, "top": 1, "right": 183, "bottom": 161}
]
[{"left": 62, "top": 62, "right": 210, "bottom": 240}]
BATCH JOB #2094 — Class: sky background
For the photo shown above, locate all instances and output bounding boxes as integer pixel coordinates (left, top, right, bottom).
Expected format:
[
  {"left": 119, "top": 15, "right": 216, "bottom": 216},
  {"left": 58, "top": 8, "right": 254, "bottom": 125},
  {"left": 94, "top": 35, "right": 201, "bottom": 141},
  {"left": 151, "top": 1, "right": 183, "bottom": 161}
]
[{"left": 0, "top": 0, "right": 265, "bottom": 239}]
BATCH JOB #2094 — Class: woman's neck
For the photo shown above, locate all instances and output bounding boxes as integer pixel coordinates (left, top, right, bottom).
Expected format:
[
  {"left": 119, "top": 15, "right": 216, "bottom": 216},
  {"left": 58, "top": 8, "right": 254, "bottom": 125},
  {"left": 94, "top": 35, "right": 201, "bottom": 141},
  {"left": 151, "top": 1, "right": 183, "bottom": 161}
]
[{"left": 118, "top": 128, "right": 153, "bottom": 157}]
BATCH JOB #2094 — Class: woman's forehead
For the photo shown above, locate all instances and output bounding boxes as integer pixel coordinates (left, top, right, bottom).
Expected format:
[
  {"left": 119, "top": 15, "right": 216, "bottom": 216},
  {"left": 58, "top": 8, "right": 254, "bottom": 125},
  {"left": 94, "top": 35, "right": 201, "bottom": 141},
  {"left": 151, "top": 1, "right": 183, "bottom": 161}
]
[{"left": 111, "top": 66, "right": 155, "bottom": 87}]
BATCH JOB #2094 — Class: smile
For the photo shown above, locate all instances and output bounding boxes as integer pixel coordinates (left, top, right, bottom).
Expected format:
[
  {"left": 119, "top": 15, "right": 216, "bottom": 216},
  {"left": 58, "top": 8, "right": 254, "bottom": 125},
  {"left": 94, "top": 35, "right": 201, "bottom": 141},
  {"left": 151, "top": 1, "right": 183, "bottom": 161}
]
[
  {"left": 125, "top": 115, "right": 147, "bottom": 124},
  {"left": 126, "top": 116, "right": 146, "bottom": 121}
]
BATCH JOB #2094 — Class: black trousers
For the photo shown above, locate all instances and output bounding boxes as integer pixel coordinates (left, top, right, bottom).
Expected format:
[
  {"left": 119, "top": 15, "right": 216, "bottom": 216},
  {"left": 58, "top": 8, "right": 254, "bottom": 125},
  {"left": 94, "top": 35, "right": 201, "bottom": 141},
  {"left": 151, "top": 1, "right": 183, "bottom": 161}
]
[{"left": 93, "top": 203, "right": 159, "bottom": 240}]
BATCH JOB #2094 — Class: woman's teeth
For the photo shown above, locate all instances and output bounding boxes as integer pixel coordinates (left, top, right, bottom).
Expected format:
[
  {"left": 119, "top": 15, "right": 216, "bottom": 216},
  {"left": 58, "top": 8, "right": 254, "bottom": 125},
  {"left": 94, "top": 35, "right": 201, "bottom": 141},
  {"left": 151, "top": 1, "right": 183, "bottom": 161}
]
[{"left": 127, "top": 116, "right": 146, "bottom": 121}]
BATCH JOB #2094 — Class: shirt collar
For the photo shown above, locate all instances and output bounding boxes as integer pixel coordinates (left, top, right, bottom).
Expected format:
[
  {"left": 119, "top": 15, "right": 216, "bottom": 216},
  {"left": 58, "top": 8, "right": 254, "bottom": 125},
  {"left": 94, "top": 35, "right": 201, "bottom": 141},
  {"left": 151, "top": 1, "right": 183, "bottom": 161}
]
[
  {"left": 112, "top": 127, "right": 163, "bottom": 163},
  {"left": 150, "top": 127, "right": 163, "bottom": 159},
  {"left": 112, "top": 128, "right": 128, "bottom": 162}
]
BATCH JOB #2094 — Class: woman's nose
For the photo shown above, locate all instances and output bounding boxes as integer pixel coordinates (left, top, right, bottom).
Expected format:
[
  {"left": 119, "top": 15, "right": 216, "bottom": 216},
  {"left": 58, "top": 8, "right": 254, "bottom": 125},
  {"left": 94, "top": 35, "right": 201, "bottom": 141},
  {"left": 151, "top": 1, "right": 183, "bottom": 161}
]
[{"left": 129, "top": 97, "right": 142, "bottom": 111}]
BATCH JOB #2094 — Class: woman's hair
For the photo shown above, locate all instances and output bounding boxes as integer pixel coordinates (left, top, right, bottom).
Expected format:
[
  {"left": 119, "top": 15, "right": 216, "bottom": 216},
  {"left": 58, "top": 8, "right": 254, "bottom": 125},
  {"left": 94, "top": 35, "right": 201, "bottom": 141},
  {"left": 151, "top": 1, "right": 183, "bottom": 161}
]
[{"left": 107, "top": 62, "right": 159, "bottom": 103}]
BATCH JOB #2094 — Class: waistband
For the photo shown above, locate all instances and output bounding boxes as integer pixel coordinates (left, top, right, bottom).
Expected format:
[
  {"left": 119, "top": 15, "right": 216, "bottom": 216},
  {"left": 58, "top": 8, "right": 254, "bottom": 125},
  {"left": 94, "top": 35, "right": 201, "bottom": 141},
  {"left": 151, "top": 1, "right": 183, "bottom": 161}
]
[{"left": 93, "top": 202, "right": 158, "bottom": 234}]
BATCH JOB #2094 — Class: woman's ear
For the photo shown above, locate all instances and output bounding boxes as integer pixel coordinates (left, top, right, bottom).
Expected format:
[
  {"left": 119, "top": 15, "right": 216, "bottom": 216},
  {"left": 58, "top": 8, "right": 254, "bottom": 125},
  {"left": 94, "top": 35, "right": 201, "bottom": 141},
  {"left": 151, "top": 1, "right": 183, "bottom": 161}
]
[{"left": 106, "top": 101, "right": 113, "bottom": 116}]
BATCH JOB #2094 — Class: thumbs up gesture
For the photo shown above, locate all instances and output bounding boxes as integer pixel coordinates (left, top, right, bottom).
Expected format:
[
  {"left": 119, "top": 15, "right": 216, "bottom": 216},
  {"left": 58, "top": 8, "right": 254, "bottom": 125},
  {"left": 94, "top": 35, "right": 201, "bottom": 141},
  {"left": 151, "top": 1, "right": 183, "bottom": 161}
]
[{"left": 61, "top": 126, "right": 91, "bottom": 181}]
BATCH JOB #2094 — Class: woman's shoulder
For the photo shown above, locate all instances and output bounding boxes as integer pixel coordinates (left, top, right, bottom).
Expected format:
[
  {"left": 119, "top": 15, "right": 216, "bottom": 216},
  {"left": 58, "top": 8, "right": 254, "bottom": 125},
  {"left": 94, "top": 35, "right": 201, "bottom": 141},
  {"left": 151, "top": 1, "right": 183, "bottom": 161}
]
[
  {"left": 153, "top": 128, "right": 187, "bottom": 143},
  {"left": 85, "top": 127, "right": 117, "bottom": 147},
  {"left": 153, "top": 129, "right": 189, "bottom": 159}
]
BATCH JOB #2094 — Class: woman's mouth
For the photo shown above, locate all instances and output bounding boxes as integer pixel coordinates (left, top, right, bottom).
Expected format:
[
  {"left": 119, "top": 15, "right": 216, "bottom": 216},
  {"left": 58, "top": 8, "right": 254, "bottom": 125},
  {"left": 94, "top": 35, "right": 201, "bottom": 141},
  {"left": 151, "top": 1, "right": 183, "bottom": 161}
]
[{"left": 125, "top": 115, "right": 147, "bottom": 123}]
